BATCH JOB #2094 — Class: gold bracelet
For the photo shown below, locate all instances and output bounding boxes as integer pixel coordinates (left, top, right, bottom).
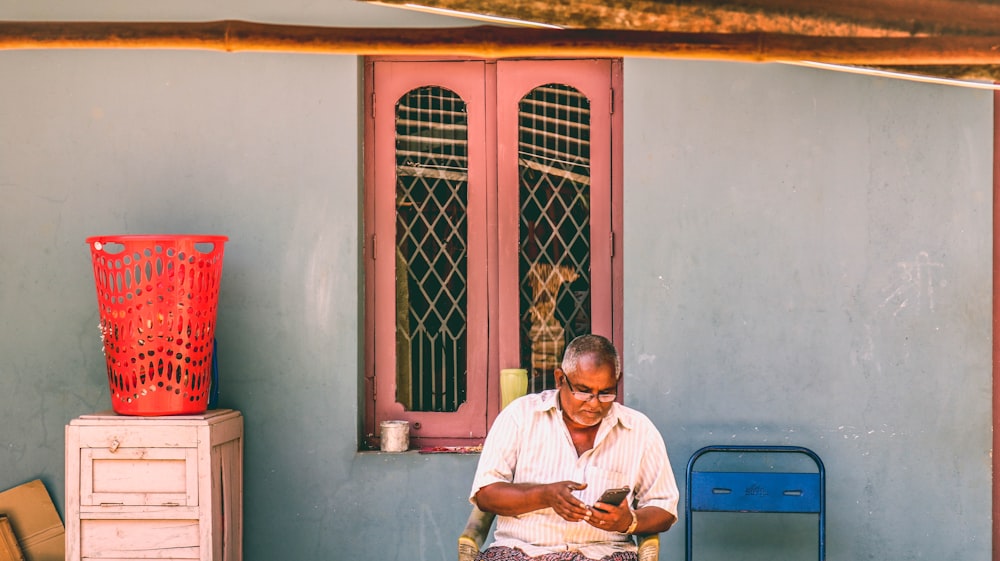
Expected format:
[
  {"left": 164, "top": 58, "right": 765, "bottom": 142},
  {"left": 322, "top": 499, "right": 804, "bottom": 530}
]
[{"left": 626, "top": 509, "right": 639, "bottom": 534}]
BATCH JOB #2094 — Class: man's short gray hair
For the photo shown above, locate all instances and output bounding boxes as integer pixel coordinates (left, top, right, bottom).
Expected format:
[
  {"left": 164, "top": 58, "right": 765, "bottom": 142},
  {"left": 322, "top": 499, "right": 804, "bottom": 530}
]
[{"left": 561, "top": 334, "right": 621, "bottom": 379}]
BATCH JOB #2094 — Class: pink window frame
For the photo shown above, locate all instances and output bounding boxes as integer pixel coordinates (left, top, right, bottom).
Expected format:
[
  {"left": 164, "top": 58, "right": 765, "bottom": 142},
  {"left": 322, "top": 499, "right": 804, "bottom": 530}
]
[
  {"left": 363, "top": 57, "right": 624, "bottom": 450},
  {"left": 496, "top": 59, "right": 621, "bottom": 379}
]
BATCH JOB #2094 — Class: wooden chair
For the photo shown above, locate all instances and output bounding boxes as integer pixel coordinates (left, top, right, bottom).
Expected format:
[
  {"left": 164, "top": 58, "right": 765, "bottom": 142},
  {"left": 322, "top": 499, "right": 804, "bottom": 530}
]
[{"left": 459, "top": 505, "right": 661, "bottom": 561}]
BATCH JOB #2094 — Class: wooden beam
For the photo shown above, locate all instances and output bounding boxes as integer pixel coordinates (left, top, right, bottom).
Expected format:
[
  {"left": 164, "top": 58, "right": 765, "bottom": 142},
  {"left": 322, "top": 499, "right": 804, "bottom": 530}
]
[
  {"left": 705, "top": 0, "right": 1000, "bottom": 35},
  {"left": 868, "top": 64, "right": 1000, "bottom": 82},
  {"left": 2, "top": 20, "right": 1000, "bottom": 65},
  {"left": 366, "top": 0, "right": 1000, "bottom": 36}
]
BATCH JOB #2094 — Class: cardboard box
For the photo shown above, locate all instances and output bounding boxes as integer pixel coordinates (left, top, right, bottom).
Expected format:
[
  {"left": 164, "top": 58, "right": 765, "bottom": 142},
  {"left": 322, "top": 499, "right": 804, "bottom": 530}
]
[
  {"left": 0, "top": 480, "right": 63, "bottom": 561},
  {"left": 0, "top": 516, "right": 24, "bottom": 561}
]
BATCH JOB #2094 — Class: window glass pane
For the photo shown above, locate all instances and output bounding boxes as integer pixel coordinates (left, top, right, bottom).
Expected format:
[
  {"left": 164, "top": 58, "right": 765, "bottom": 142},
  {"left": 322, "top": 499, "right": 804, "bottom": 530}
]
[
  {"left": 517, "top": 84, "right": 591, "bottom": 392},
  {"left": 394, "top": 86, "right": 469, "bottom": 412}
]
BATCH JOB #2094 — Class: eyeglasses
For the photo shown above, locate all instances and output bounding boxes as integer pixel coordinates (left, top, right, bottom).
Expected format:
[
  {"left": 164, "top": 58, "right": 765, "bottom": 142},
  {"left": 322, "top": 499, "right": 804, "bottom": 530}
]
[{"left": 562, "top": 375, "right": 617, "bottom": 403}]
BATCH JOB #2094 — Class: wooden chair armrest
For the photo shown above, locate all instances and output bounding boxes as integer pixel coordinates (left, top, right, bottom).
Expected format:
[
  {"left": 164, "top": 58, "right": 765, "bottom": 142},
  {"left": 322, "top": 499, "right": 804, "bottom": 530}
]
[
  {"left": 637, "top": 533, "right": 660, "bottom": 561},
  {"left": 458, "top": 535, "right": 480, "bottom": 561},
  {"left": 458, "top": 506, "right": 496, "bottom": 561}
]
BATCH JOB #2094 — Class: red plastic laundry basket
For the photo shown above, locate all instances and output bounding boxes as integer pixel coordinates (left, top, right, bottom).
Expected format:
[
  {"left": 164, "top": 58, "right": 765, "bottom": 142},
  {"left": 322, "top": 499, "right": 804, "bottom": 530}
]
[{"left": 87, "top": 235, "right": 228, "bottom": 416}]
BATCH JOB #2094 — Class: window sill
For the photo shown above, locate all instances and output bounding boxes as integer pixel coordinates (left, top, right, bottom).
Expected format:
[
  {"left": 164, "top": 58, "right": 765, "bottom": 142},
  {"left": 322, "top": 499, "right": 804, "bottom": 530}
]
[
  {"left": 416, "top": 445, "right": 483, "bottom": 454},
  {"left": 356, "top": 446, "right": 483, "bottom": 455}
]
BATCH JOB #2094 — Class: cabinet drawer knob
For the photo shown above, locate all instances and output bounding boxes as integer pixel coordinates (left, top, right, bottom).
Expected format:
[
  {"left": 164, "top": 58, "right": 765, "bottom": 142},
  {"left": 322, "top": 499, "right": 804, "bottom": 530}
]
[{"left": 108, "top": 439, "right": 120, "bottom": 453}]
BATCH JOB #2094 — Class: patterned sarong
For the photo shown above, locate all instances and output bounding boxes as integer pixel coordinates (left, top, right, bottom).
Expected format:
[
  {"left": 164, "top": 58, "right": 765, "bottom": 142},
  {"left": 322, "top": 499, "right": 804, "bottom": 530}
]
[{"left": 475, "top": 546, "right": 637, "bottom": 561}]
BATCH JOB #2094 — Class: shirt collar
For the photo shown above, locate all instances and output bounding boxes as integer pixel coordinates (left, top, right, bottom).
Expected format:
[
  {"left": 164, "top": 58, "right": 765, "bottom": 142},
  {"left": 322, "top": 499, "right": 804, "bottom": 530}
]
[{"left": 535, "top": 388, "right": 633, "bottom": 430}]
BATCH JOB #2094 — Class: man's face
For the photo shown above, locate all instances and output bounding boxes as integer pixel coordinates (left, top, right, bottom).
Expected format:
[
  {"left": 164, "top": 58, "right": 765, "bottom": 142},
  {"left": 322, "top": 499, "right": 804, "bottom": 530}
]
[{"left": 556, "top": 354, "right": 618, "bottom": 428}]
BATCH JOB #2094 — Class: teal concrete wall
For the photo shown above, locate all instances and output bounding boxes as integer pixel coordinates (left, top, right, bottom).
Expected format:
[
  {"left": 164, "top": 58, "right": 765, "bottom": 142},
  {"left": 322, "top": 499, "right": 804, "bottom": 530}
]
[
  {"left": 623, "top": 59, "right": 993, "bottom": 560},
  {"left": 0, "top": 4, "right": 993, "bottom": 560}
]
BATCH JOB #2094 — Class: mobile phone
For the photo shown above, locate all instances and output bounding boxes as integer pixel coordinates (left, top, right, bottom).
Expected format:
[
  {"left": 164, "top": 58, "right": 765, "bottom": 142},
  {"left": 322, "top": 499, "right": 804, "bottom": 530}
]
[{"left": 596, "top": 486, "right": 630, "bottom": 507}]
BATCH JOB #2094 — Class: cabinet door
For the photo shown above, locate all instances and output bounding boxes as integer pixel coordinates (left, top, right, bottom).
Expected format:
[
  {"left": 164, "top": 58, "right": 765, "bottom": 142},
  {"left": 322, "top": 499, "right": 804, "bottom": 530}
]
[{"left": 80, "top": 447, "right": 198, "bottom": 506}]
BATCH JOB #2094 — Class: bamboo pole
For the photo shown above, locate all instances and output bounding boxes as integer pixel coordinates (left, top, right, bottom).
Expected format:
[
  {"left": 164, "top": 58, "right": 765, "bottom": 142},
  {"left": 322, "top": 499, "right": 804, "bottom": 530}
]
[{"left": 1, "top": 20, "right": 1000, "bottom": 65}]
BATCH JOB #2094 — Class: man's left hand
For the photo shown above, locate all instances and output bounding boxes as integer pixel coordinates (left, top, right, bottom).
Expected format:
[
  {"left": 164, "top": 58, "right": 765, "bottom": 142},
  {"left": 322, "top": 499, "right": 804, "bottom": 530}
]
[{"left": 586, "top": 499, "right": 632, "bottom": 533}]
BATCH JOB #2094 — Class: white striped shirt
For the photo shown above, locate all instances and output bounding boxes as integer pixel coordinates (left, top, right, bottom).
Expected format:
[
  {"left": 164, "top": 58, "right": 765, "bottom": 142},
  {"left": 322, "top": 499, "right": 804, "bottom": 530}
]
[{"left": 470, "top": 390, "right": 679, "bottom": 559}]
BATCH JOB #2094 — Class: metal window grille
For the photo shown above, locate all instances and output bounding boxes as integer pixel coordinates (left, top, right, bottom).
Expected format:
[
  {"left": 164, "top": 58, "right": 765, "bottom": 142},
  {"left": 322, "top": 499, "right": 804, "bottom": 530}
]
[
  {"left": 394, "top": 86, "right": 469, "bottom": 412},
  {"left": 517, "top": 84, "right": 592, "bottom": 392}
]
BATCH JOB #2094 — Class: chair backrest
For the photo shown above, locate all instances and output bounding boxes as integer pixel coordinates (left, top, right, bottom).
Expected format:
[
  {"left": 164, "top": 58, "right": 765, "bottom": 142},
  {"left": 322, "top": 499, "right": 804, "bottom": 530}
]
[{"left": 685, "top": 445, "right": 825, "bottom": 561}]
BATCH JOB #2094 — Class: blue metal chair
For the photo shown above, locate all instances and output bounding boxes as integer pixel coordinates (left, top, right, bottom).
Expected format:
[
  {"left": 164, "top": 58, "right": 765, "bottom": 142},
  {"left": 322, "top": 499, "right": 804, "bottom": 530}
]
[{"left": 685, "top": 445, "right": 825, "bottom": 561}]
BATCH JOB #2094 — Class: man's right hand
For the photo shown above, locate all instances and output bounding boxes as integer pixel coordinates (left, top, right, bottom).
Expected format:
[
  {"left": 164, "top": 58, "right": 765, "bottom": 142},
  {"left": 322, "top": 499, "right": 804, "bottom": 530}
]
[
  {"left": 475, "top": 480, "right": 591, "bottom": 520},
  {"left": 545, "top": 481, "right": 591, "bottom": 522}
]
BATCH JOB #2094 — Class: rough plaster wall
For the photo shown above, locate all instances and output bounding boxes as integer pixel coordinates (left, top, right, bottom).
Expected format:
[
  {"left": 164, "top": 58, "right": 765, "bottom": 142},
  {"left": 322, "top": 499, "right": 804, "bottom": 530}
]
[
  {"left": 623, "top": 59, "right": 993, "bottom": 560},
  {"left": 0, "top": 3, "right": 993, "bottom": 560},
  {"left": 0, "top": 47, "right": 364, "bottom": 556},
  {"left": 0, "top": 44, "right": 476, "bottom": 559},
  {"left": 0, "top": 3, "right": 478, "bottom": 561}
]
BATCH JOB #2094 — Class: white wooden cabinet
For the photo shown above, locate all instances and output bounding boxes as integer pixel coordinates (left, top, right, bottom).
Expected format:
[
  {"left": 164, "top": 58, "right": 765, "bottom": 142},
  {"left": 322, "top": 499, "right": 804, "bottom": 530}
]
[{"left": 65, "top": 409, "right": 243, "bottom": 561}]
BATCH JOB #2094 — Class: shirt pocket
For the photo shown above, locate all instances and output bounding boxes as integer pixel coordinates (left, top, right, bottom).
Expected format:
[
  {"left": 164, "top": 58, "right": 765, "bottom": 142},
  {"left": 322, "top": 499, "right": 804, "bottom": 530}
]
[{"left": 581, "top": 465, "right": 630, "bottom": 507}]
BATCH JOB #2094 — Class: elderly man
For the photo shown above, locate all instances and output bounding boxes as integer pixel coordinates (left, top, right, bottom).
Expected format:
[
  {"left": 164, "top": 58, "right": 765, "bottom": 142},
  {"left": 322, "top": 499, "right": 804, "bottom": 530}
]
[{"left": 469, "top": 334, "right": 678, "bottom": 561}]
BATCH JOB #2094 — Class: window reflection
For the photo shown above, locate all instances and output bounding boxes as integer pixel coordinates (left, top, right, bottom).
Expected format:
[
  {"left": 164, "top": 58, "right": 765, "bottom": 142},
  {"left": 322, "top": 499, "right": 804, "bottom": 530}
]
[{"left": 517, "top": 84, "right": 592, "bottom": 392}]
